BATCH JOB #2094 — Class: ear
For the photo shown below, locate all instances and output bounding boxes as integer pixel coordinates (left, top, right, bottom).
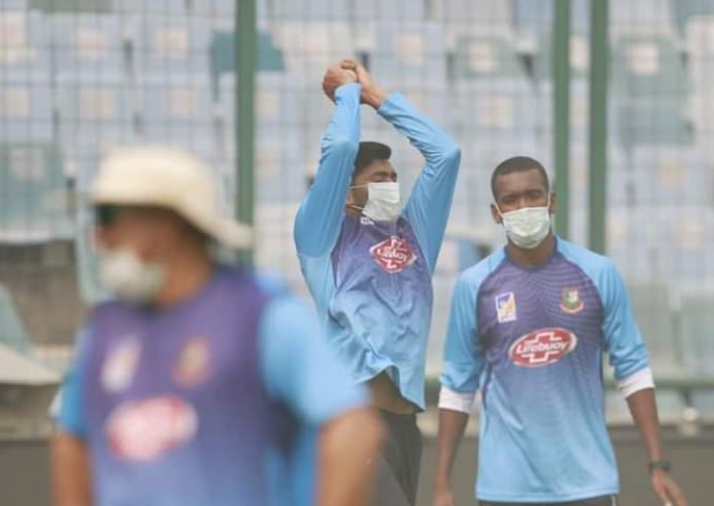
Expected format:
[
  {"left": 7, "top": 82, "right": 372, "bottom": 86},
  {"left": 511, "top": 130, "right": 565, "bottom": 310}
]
[
  {"left": 345, "top": 187, "right": 356, "bottom": 207},
  {"left": 490, "top": 203, "right": 503, "bottom": 225},
  {"left": 549, "top": 192, "right": 557, "bottom": 215}
]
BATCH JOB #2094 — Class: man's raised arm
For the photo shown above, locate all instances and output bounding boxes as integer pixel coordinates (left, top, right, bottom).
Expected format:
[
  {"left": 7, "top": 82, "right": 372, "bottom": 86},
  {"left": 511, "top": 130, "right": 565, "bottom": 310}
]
[{"left": 294, "top": 65, "right": 362, "bottom": 258}]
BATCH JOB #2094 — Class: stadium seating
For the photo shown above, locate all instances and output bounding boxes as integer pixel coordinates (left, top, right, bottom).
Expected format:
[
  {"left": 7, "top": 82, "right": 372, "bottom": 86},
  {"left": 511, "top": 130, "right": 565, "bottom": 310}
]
[
  {"left": 513, "top": 0, "right": 589, "bottom": 38},
  {"left": 112, "top": 0, "right": 187, "bottom": 15},
  {"left": 30, "top": 0, "right": 111, "bottom": 13},
  {"left": 628, "top": 283, "right": 682, "bottom": 374},
  {"left": 194, "top": 0, "right": 235, "bottom": 18},
  {"left": 0, "top": 9, "right": 50, "bottom": 79},
  {"left": 0, "top": 282, "right": 32, "bottom": 355},
  {"left": 134, "top": 15, "right": 212, "bottom": 77},
  {"left": 210, "top": 29, "right": 284, "bottom": 99},
  {"left": 672, "top": 0, "right": 714, "bottom": 35},
  {"left": 371, "top": 22, "right": 447, "bottom": 88},
  {"left": 73, "top": 201, "right": 108, "bottom": 305},
  {"left": 268, "top": 0, "right": 351, "bottom": 21},
  {"left": 432, "top": 0, "right": 512, "bottom": 32},
  {"left": 48, "top": 13, "right": 128, "bottom": 79},
  {"left": 612, "top": 34, "right": 691, "bottom": 148},
  {"left": 138, "top": 75, "right": 216, "bottom": 162},
  {"left": 613, "top": 34, "right": 688, "bottom": 98},
  {"left": 55, "top": 76, "right": 137, "bottom": 146},
  {"left": 451, "top": 32, "right": 526, "bottom": 81},
  {"left": 610, "top": 0, "right": 676, "bottom": 37},
  {"left": 0, "top": 142, "right": 73, "bottom": 244},
  {"left": 0, "top": 80, "right": 53, "bottom": 142},
  {"left": 276, "top": 21, "right": 353, "bottom": 77},
  {"left": 678, "top": 292, "right": 714, "bottom": 413}
]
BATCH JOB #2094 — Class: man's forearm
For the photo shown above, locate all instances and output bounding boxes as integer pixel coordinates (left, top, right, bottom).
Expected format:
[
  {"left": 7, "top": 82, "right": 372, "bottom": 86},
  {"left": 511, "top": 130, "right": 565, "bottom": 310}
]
[
  {"left": 434, "top": 408, "right": 469, "bottom": 490},
  {"left": 318, "top": 408, "right": 384, "bottom": 506},
  {"left": 51, "top": 432, "right": 93, "bottom": 506},
  {"left": 626, "top": 387, "right": 664, "bottom": 461}
]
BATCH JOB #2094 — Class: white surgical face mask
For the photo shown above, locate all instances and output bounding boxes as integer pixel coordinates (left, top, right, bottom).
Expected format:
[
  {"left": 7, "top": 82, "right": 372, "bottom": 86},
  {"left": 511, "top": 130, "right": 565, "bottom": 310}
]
[
  {"left": 99, "top": 247, "right": 168, "bottom": 304},
  {"left": 351, "top": 182, "right": 402, "bottom": 222},
  {"left": 497, "top": 198, "right": 552, "bottom": 250}
]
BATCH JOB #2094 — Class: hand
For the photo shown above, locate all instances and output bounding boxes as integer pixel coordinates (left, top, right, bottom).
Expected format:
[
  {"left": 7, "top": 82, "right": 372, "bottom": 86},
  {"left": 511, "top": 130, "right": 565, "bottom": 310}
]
[
  {"left": 340, "top": 58, "right": 387, "bottom": 108},
  {"left": 651, "top": 469, "right": 687, "bottom": 506},
  {"left": 322, "top": 63, "right": 357, "bottom": 103},
  {"left": 432, "top": 487, "right": 456, "bottom": 506}
]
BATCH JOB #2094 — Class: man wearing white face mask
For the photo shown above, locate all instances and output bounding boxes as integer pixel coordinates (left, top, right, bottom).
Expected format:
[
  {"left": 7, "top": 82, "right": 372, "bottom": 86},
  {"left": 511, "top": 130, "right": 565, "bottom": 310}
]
[
  {"left": 295, "top": 60, "right": 461, "bottom": 506},
  {"left": 433, "top": 157, "right": 687, "bottom": 506},
  {"left": 51, "top": 146, "right": 384, "bottom": 506}
]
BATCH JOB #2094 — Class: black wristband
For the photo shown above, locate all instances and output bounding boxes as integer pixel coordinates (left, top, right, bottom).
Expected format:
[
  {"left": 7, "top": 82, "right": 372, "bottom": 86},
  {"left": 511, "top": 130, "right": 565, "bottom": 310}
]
[{"left": 648, "top": 460, "right": 671, "bottom": 474}]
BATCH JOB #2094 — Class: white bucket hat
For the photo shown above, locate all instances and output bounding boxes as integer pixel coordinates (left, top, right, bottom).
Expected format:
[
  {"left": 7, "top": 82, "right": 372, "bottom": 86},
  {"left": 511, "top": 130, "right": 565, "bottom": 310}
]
[{"left": 91, "top": 146, "right": 252, "bottom": 249}]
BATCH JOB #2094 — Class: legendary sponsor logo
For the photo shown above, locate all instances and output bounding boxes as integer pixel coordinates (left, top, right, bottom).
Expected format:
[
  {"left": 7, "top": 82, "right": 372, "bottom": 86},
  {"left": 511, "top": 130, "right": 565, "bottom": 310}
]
[
  {"left": 509, "top": 328, "right": 578, "bottom": 367},
  {"left": 370, "top": 236, "right": 417, "bottom": 274},
  {"left": 172, "top": 338, "right": 211, "bottom": 388},
  {"left": 106, "top": 395, "right": 198, "bottom": 462},
  {"left": 101, "top": 338, "right": 140, "bottom": 393},
  {"left": 495, "top": 292, "right": 517, "bottom": 323},
  {"left": 560, "top": 287, "right": 585, "bottom": 314}
]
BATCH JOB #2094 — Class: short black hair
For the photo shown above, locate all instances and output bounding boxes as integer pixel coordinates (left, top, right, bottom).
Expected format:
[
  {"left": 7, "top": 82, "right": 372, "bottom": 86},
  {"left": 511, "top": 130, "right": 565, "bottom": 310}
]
[
  {"left": 354, "top": 141, "right": 392, "bottom": 179},
  {"left": 491, "top": 156, "right": 550, "bottom": 200}
]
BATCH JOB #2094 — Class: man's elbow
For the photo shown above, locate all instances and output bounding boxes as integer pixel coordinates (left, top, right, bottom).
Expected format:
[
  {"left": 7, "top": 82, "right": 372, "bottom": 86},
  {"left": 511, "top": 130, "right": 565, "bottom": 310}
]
[{"left": 443, "top": 144, "right": 462, "bottom": 168}]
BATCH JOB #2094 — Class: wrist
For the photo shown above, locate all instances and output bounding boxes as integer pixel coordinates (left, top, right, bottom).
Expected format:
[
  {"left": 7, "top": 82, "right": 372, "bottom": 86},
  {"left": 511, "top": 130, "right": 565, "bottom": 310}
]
[
  {"left": 435, "top": 474, "right": 451, "bottom": 490},
  {"left": 648, "top": 459, "right": 671, "bottom": 474},
  {"left": 363, "top": 86, "right": 388, "bottom": 109}
]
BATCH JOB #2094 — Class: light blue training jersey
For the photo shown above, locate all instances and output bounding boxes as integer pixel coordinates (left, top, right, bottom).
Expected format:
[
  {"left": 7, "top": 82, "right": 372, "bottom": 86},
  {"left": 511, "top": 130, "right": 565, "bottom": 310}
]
[
  {"left": 57, "top": 268, "right": 367, "bottom": 506},
  {"left": 441, "top": 238, "right": 650, "bottom": 503},
  {"left": 295, "top": 83, "right": 460, "bottom": 410}
]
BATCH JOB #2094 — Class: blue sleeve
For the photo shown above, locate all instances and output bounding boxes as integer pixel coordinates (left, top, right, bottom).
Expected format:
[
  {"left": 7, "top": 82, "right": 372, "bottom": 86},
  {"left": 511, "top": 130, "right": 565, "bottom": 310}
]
[
  {"left": 440, "top": 271, "right": 485, "bottom": 392},
  {"left": 599, "top": 261, "right": 650, "bottom": 380},
  {"left": 56, "top": 329, "right": 91, "bottom": 438},
  {"left": 258, "top": 295, "right": 368, "bottom": 425},
  {"left": 294, "top": 83, "right": 362, "bottom": 258},
  {"left": 378, "top": 93, "right": 461, "bottom": 273}
]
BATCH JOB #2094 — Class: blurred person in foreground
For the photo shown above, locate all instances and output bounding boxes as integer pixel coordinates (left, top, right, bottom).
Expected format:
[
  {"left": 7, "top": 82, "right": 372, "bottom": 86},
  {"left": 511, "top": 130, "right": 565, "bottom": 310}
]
[
  {"left": 433, "top": 157, "right": 687, "bottom": 506},
  {"left": 294, "top": 59, "right": 461, "bottom": 506},
  {"left": 51, "top": 146, "right": 383, "bottom": 506}
]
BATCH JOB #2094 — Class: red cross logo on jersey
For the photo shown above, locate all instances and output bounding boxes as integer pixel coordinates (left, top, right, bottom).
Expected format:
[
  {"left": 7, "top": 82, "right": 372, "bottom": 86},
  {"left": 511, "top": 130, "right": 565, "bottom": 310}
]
[
  {"left": 509, "top": 328, "right": 578, "bottom": 367},
  {"left": 370, "top": 236, "right": 417, "bottom": 274}
]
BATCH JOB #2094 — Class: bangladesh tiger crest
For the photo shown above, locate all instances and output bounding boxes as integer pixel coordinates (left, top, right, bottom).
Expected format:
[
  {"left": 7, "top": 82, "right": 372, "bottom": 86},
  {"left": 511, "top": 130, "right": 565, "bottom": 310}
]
[{"left": 560, "top": 287, "right": 585, "bottom": 314}]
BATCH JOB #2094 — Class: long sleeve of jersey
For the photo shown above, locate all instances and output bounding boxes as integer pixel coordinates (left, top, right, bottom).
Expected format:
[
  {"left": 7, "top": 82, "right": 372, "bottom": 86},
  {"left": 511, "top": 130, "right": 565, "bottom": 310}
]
[
  {"left": 294, "top": 83, "right": 362, "bottom": 258},
  {"left": 377, "top": 93, "right": 461, "bottom": 272}
]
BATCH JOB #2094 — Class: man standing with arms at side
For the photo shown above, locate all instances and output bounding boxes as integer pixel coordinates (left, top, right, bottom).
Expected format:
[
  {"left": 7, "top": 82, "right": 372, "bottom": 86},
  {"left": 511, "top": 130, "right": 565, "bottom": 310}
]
[
  {"left": 52, "top": 146, "right": 383, "bottom": 506},
  {"left": 433, "top": 156, "right": 687, "bottom": 506},
  {"left": 295, "top": 60, "right": 461, "bottom": 506}
]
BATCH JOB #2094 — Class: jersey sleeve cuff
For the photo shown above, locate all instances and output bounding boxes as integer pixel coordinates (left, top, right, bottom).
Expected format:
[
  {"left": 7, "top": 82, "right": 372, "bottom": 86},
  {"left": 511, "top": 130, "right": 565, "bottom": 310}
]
[
  {"left": 618, "top": 367, "right": 655, "bottom": 399},
  {"left": 438, "top": 386, "right": 476, "bottom": 414}
]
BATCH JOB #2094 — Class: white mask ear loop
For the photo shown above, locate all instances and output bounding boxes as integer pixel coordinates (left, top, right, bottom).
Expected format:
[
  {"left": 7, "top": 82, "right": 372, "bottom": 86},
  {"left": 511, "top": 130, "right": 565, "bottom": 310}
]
[{"left": 347, "top": 184, "right": 366, "bottom": 211}]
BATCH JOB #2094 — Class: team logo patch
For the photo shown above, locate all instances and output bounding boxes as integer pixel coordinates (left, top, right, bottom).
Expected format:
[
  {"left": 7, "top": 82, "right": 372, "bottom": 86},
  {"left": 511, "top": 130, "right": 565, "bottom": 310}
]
[
  {"left": 172, "top": 338, "right": 211, "bottom": 388},
  {"left": 495, "top": 292, "right": 517, "bottom": 323},
  {"left": 106, "top": 395, "right": 198, "bottom": 462},
  {"left": 509, "top": 328, "right": 578, "bottom": 367},
  {"left": 101, "top": 338, "right": 140, "bottom": 393},
  {"left": 370, "top": 236, "right": 417, "bottom": 274},
  {"left": 560, "top": 287, "right": 585, "bottom": 314}
]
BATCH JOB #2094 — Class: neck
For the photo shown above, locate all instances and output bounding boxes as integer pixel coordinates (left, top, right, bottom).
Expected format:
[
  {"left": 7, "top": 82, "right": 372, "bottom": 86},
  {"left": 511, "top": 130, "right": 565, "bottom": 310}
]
[
  {"left": 155, "top": 247, "right": 214, "bottom": 308},
  {"left": 507, "top": 233, "right": 556, "bottom": 268}
]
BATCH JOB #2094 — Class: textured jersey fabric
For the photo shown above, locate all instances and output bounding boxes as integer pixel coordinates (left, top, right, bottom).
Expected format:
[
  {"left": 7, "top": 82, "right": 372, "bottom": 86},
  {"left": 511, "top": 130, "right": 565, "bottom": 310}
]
[
  {"left": 57, "top": 266, "right": 366, "bottom": 506},
  {"left": 295, "top": 83, "right": 460, "bottom": 409},
  {"left": 440, "top": 239, "right": 649, "bottom": 503}
]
